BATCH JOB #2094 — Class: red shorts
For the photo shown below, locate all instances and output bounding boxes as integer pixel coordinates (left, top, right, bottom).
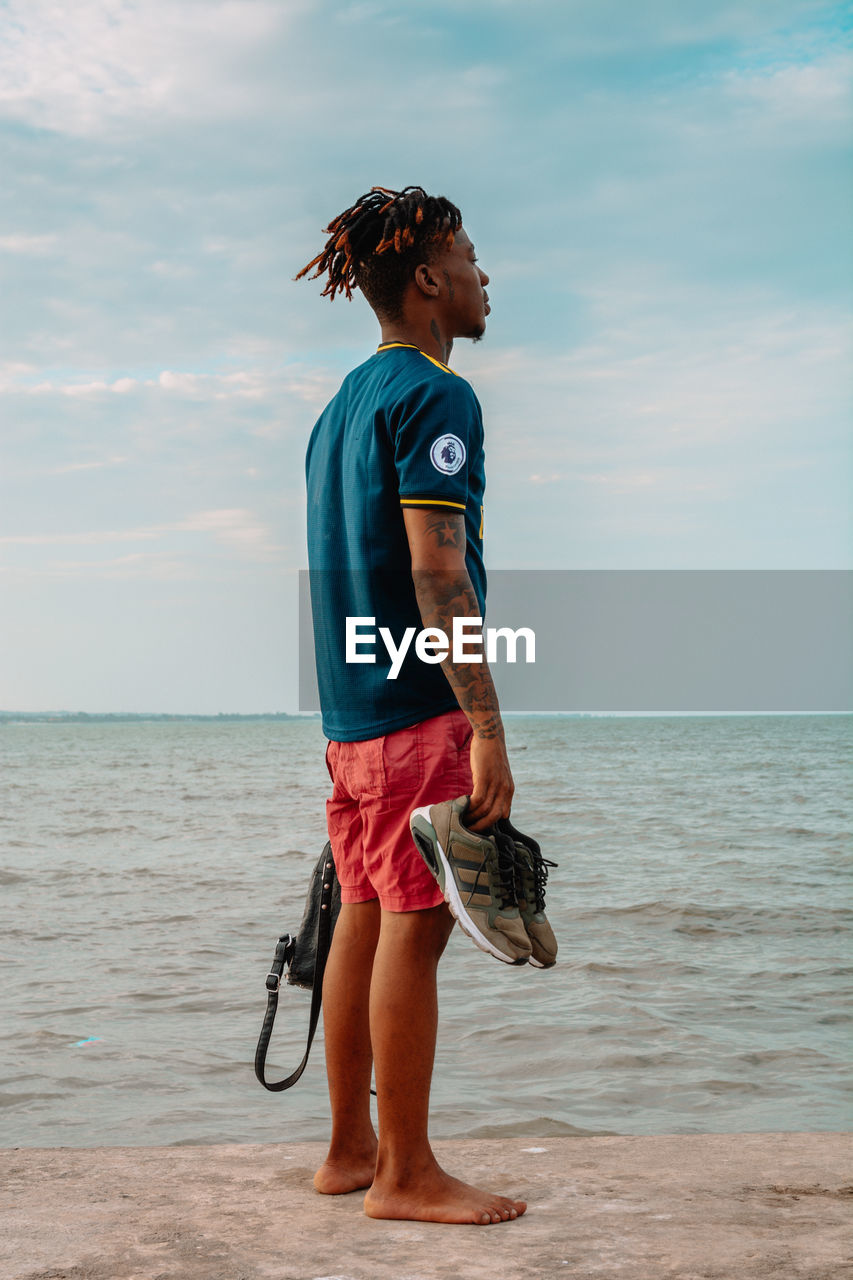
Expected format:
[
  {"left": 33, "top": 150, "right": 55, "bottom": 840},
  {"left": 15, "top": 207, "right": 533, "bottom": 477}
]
[{"left": 325, "top": 709, "right": 474, "bottom": 912}]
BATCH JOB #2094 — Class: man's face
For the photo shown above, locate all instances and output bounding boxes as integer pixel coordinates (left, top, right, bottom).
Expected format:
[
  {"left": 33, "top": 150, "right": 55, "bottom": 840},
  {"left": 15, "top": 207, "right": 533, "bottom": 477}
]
[{"left": 437, "top": 226, "right": 490, "bottom": 341}]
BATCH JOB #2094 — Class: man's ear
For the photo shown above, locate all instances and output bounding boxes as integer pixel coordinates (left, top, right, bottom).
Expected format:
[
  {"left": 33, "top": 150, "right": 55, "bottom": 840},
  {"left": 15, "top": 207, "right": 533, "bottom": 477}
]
[{"left": 413, "top": 261, "right": 440, "bottom": 298}]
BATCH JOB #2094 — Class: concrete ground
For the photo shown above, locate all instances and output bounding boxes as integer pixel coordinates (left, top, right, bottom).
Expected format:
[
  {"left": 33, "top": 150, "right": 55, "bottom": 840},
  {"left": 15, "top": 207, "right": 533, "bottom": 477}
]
[{"left": 1, "top": 1132, "right": 851, "bottom": 1280}]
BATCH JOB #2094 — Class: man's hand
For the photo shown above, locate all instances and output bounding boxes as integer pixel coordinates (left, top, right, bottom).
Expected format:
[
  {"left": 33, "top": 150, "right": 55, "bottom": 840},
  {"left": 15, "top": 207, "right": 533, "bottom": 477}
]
[{"left": 466, "top": 733, "right": 514, "bottom": 831}]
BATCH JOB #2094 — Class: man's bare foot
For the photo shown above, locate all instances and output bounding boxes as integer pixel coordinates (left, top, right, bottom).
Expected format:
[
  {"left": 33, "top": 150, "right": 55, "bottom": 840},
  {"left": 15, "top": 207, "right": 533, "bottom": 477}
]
[
  {"left": 364, "top": 1164, "right": 527, "bottom": 1225},
  {"left": 314, "top": 1146, "right": 378, "bottom": 1195}
]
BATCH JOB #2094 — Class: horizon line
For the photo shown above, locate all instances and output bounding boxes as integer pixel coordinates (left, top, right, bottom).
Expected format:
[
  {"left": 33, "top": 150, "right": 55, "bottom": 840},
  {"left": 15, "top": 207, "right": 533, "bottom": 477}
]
[{"left": 1, "top": 709, "right": 850, "bottom": 720}]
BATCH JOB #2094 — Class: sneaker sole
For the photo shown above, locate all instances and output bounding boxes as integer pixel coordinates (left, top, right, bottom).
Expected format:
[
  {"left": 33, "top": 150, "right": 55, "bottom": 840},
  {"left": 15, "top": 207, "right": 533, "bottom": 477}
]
[{"left": 410, "top": 807, "right": 529, "bottom": 966}]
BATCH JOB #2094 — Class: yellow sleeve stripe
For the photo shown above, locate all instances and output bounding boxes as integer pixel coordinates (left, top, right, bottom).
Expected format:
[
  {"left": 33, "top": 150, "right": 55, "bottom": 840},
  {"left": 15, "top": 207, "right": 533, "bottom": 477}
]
[{"left": 400, "top": 497, "right": 467, "bottom": 511}]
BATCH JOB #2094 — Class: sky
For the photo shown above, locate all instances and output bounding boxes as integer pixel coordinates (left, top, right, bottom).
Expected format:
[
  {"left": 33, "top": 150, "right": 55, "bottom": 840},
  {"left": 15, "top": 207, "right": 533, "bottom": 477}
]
[{"left": 1, "top": 0, "right": 850, "bottom": 713}]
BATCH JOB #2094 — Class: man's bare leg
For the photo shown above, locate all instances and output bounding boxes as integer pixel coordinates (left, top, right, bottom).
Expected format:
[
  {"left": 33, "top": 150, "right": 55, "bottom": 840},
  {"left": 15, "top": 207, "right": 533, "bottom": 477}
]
[
  {"left": 364, "top": 903, "right": 527, "bottom": 1225},
  {"left": 314, "top": 899, "right": 381, "bottom": 1194}
]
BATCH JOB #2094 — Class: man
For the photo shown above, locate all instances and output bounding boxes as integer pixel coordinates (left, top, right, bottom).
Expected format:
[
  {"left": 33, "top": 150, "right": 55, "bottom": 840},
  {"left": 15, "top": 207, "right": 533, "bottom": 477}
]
[{"left": 299, "top": 186, "right": 526, "bottom": 1225}]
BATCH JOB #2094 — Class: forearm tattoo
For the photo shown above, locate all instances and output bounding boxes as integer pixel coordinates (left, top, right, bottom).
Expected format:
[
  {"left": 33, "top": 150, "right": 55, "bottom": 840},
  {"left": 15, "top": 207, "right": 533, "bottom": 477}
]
[{"left": 411, "top": 566, "right": 504, "bottom": 740}]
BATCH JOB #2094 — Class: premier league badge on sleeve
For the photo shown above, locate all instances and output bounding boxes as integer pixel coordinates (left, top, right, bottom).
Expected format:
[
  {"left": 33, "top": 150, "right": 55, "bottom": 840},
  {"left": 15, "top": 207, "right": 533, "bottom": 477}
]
[{"left": 429, "top": 434, "right": 466, "bottom": 476}]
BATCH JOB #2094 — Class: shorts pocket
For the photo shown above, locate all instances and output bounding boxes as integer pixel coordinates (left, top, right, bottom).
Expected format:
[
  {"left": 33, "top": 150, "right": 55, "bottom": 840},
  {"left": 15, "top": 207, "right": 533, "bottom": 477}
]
[
  {"left": 379, "top": 723, "right": 423, "bottom": 802},
  {"left": 447, "top": 711, "right": 473, "bottom": 754}
]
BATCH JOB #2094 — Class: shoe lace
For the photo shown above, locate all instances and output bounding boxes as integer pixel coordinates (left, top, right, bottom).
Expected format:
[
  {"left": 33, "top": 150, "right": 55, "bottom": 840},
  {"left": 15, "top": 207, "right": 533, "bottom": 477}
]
[
  {"left": 527, "top": 849, "right": 558, "bottom": 913},
  {"left": 490, "top": 832, "right": 523, "bottom": 910}
]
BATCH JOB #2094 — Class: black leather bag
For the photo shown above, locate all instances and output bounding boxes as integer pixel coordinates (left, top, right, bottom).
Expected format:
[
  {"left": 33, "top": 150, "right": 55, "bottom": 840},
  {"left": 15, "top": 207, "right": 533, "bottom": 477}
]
[
  {"left": 288, "top": 842, "right": 342, "bottom": 988},
  {"left": 254, "top": 842, "right": 340, "bottom": 1092}
]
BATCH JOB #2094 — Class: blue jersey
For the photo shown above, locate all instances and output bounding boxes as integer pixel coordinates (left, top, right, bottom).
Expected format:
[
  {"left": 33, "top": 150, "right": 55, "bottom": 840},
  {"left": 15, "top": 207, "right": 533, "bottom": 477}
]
[{"left": 306, "top": 342, "right": 486, "bottom": 742}]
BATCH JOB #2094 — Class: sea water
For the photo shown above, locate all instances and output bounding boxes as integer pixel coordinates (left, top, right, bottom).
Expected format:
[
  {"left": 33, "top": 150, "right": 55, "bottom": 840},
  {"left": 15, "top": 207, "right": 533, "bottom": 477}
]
[{"left": 1, "top": 714, "right": 850, "bottom": 1147}]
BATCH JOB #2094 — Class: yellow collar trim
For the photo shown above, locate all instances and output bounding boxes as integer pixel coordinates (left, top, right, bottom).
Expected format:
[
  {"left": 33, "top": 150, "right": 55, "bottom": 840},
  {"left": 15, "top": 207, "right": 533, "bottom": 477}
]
[{"left": 376, "top": 342, "right": 459, "bottom": 377}]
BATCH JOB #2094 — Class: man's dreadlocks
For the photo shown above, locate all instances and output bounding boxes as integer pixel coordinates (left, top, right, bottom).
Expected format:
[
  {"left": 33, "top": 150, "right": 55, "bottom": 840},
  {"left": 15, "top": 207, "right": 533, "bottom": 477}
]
[{"left": 295, "top": 186, "right": 462, "bottom": 321}]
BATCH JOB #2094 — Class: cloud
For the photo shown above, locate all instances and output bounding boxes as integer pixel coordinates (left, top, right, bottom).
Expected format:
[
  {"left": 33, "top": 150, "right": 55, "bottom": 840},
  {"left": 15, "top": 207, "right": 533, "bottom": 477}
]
[
  {"left": 0, "top": 0, "right": 296, "bottom": 136},
  {"left": 449, "top": 279, "right": 851, "bottom": 567},
  {"left": 0, "top": 234, "right": 58, "bottom": 254},
  {"left": 0, "top": 551, "right": 192, "bottom": 581},
  {"left": 1, "top": 0, "right": 848, "bottom": 594},
  {"left": 476, "top": 290, "right": 852, "bottom": 460},
  {"left": 0, "top": 508, "right": 283, "bottom": 560},
  {"left": 0, "top": 364, "right": 342, "bottom": 451},
  {"left": 582, "top": 468, "right": 713, "bottom": 495},
  {"left": 412, "top": 63, "right": 506, "bottom": 113},
  {"left": 722, "top": 49, "right": 853, "bottom": 128},
  {"left": 157, "top": 370, "right": 266, "bottom": 399},
  {"left": 174, "top": 508, "right": 281, "bottom": 554},
  {"left": 0, "top": 364, "right": 338, "bottom": 406},
  {"left": 61, "top": 380, "right": 112, "bottom": 397},
  {"left": 0, "top": 361, "right": 38, "bottom": 392},
  {"left": 0, "top": 526, "right": 163, "bottom": 547},
  {"left": 149, "top": 260, "right": 194, "bottom": 279},
  {"left": 50, "top": 456, "right": 128, "bottom": 474},
  {"left": 0, "top": 374, "right": 139, "bottom": 397}
]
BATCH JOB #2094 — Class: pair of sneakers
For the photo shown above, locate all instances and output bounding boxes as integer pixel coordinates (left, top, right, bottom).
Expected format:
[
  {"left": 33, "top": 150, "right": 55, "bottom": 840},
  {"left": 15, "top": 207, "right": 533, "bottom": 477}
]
[{"left": 409, "top": 796, "right": 558, "bottom": 967}]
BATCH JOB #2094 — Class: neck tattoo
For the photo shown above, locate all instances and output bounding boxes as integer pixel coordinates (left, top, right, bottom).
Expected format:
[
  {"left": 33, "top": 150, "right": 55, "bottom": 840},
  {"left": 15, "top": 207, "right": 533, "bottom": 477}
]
[{"left": 429, "top": 319, "right": 448, "bottom": 363}]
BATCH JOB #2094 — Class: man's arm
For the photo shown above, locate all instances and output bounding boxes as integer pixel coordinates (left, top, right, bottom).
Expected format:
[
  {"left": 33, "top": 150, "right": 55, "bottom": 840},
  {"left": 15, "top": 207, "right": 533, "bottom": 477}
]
[{"left": 403, "top": 507, "right": 513, "bottom": 831}]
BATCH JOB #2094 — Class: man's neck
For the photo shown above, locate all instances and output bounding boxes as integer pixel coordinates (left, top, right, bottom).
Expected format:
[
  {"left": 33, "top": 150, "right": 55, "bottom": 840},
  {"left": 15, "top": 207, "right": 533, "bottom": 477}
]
[{"left": 379, "top": 318, "right": 451, "bottom": 366}]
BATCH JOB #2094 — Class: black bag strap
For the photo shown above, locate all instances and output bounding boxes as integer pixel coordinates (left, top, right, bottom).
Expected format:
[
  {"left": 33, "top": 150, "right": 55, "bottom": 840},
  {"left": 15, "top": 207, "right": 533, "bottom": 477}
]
[{"left": 254, "top": 862, "right": 336, "bottom": 1093}]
